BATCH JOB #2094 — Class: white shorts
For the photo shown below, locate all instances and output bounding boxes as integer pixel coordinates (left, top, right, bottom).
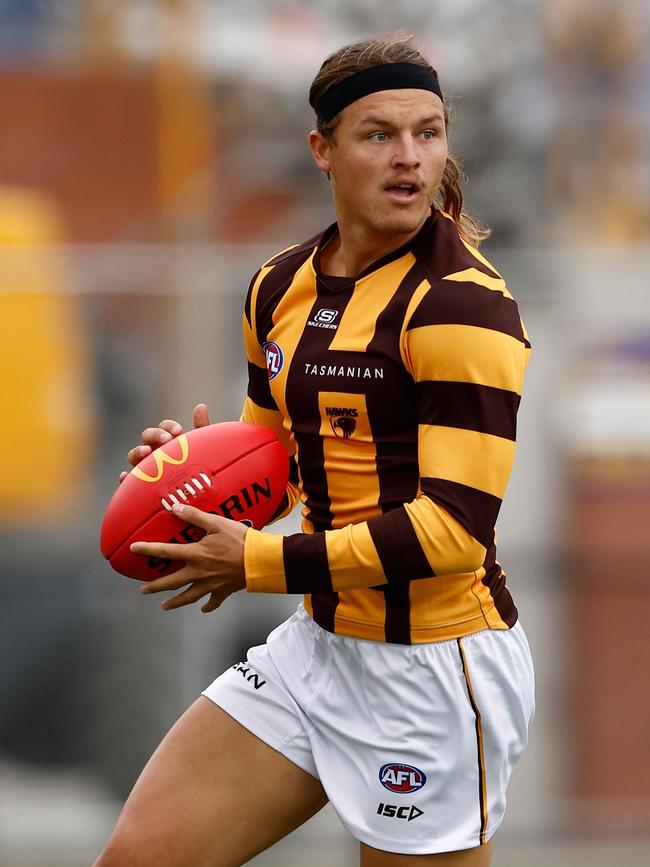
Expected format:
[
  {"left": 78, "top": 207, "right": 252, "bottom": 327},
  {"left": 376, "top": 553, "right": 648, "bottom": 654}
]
[{"left": 202, "top": 604, "right": 534, "bottom": 856}]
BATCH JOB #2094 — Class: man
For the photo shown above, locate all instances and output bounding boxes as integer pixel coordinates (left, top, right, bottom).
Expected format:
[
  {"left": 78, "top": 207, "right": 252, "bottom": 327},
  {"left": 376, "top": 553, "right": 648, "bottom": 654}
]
[{"left": 96, "top": 35, "right": 533, "bottom": 867}]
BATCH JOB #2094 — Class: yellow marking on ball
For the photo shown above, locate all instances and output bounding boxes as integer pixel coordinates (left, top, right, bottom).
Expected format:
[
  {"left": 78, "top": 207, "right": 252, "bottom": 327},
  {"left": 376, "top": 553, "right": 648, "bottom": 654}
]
[{"left": 132, "top": 435, "right": 190, "bottom": 483}]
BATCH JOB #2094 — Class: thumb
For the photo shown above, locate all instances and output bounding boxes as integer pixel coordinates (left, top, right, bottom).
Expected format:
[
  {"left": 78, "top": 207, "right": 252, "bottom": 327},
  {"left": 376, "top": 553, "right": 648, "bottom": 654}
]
[{"left": 192, "top": 403, "right": 211, "bottom": 428}]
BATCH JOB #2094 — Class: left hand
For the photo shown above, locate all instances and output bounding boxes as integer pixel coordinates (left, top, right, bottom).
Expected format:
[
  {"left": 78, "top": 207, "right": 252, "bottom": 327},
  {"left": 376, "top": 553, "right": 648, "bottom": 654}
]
[{"left": 130, "top": 504, "right": 248, "bottom": 612}]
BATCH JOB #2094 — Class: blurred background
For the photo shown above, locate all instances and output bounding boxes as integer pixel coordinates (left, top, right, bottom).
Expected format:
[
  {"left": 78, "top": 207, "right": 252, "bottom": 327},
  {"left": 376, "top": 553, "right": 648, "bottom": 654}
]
[{"left": 1, "top": 1, "right": 649, "bottom": 865}]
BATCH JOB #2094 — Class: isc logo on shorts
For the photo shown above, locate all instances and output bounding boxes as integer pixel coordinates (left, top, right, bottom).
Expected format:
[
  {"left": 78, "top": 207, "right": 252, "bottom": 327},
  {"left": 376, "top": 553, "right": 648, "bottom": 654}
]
[
  {"left": 379, "top": 763, "right": 426, "bottom": 794},
  {"left": 263, "top": 342, "right": 283, "bottom": 380},
  {"left": 377, "top": 803, "right": 424, "bottom": 822}
]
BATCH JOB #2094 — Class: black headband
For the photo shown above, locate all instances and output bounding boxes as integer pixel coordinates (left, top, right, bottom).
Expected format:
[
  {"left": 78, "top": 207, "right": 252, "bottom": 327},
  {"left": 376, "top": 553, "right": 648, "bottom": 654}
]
[{"left": 312, "top": 63, "right": 444, "bottom": 124}]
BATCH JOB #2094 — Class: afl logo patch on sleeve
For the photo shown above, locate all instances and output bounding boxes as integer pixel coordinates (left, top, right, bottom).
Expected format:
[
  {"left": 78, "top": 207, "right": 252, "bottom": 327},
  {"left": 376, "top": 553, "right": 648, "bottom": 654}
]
[
  {"left": 379, "top": 763, "right": 427, "bottom": 794},
  {"left": 263, "top": 342, "right": 284, "bottom": 380}
]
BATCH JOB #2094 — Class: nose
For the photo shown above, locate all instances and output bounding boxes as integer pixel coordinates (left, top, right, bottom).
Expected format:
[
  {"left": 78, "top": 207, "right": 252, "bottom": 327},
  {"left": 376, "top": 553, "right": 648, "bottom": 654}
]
[{"left": 392, "top": 134, "right": 420, "bottom": 169}]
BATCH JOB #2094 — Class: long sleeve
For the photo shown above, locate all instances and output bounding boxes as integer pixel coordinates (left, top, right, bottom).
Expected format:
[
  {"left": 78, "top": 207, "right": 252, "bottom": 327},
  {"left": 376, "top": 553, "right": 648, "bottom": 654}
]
[{"left": 240, "top": 271, "right": 301, "bottom": 523}]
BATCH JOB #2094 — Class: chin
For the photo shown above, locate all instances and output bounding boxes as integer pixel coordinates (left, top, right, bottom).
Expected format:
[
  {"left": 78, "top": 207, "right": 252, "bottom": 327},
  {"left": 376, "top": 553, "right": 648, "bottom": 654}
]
[{"left": 376, "top": 210, "right": 429, "bottom": 237}]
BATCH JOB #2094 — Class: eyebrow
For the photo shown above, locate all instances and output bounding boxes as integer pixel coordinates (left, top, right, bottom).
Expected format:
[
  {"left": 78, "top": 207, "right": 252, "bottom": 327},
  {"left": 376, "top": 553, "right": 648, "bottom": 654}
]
[{"left": 358, "top": 114, "right": 445, "bottom": 128}]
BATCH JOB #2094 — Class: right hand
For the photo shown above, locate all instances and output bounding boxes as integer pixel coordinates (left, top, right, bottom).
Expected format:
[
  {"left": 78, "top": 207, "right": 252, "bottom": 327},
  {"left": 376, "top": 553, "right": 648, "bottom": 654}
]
[{"left": 119, "top": 403, "right": 211, "bottom": 483}]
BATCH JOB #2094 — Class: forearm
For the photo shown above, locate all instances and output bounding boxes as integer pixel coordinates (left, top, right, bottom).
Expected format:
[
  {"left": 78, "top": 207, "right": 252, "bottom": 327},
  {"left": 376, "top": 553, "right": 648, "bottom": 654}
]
[{"left": 244, "top": 495, "right": 487, "bottom": 595}]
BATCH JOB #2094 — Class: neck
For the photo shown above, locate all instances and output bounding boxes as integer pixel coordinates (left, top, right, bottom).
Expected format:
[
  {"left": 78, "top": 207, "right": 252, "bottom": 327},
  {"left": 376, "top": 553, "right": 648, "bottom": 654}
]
[{"left": 320, "top": 217, "right": 426, "bottom": 278}]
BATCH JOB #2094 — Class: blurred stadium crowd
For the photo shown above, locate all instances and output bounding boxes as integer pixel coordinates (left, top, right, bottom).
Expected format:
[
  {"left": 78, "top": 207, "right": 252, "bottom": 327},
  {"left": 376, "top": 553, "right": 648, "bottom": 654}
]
[{"left": 1, "top": 1, "right": 650, "bottom": 864}]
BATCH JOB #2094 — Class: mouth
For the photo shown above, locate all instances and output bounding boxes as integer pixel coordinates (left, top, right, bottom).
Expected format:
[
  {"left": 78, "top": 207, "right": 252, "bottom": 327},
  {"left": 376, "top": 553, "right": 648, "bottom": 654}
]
[{"left": 384, "top": 182, "right": 421, "bottom": 203}]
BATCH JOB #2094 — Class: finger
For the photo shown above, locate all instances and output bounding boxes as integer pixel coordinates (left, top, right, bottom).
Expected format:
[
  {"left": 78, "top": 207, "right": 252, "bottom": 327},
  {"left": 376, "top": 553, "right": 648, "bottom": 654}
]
[
  {"left": 127, "top": 444, "right": 152, "bottom": 467},
  {"left": 130, "top": 540, "right": 194, "bottom": 564},
  {"left": 140, "top": 426, "right": 175, "bottom": 448},
  {"left": 192, "top": 403, "right": 211, "bottom": 428},
  {"left": 158, "top": 419, "right": 184, "bottom": 436},
  {"left": 201, "top": 590, "right": 227, "bottom": 613},
  {"left": 140, "top": 564, "right": 194, "bottom": 594},
  {"left": 162, "top": 584, "right": 211, "bottom": 611},
  {"left": 128, "top": 420, "right": 185, "bottom": 467},
  {"left": 119, "top": 470, "right": 128, "bottom": 484},
  {"left": 171, "top": 503, "right": 225, "bottom": 531}
]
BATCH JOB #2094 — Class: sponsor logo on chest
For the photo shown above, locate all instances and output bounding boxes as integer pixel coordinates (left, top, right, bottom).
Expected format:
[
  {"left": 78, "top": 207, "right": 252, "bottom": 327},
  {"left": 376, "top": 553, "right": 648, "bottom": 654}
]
[
  {"left": 304, "top": 363, "right": 384, "bottom": 380},
  {"left": 308, "top": 308, "right": 339, "bottom": 329}
]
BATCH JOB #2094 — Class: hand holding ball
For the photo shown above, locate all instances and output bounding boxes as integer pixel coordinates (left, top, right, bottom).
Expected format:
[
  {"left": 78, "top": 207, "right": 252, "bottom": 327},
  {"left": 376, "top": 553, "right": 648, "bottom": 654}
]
[{"left": 100, "top": 422, "right": 289, "bottom": 581}]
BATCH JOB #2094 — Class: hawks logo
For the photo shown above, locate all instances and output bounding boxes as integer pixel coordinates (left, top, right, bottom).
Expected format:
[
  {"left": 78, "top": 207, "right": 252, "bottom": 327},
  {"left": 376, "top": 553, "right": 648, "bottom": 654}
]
[
  {"left": 263, "top": 342, "right": 283, "bottom": 380},
  {"left": 379, "top": 763, "right": 427, "bottom": 794},
  {"left": 326, "top": 406, "right": 357, "bottom": 439}
]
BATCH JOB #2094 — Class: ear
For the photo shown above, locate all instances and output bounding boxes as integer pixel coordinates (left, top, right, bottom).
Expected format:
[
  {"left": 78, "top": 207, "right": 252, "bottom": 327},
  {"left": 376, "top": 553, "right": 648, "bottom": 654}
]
[{"left": 308, "top": 130, "right": 331, "bottom": 175}]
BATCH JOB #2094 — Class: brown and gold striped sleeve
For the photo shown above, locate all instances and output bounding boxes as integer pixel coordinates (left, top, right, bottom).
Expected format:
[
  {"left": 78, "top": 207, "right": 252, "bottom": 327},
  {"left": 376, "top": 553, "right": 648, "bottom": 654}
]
[{"left": 240, "top": 269, "right": 301, "bottom": 522}]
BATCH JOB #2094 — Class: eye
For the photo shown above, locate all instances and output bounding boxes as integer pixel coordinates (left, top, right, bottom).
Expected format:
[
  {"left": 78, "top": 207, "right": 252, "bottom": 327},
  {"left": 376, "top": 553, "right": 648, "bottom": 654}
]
[
  {"left": 369, "top": 132, "right": 390, "bottom": 142},
  {"left": 419, "top": 130, "right": 437, "bottom": 140}
]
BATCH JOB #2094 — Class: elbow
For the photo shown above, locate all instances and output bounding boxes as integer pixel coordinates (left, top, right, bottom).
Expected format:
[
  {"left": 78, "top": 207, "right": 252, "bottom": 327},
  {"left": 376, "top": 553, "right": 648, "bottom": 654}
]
[
  {"left": 404, "top": 496, "right": 490, "bottom": 577},
  {"left": 434, "top": 536, "right": 486, "bottom": 576}
]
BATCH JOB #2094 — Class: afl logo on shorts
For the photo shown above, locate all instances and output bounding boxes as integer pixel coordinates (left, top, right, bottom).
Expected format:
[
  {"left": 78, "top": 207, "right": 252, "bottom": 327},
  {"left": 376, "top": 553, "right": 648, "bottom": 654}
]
[
  {"left": 379, "top": 763, "right": 427, "bottom": 794},
  {"left": 263, "top": 342, "right": 283, "bottom": 380}
]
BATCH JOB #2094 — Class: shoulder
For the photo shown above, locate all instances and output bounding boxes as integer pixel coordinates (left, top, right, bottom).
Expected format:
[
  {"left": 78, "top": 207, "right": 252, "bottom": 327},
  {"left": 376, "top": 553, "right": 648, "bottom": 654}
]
[
  {"left": 409, "top": 212, "right": 528, "bottom": 347},
  {"left": 244, "top": 228, "right": 324, "bottom": 322},
  {"left": 244, "top": 228, "right": 326, "bottom": 337},
  {"left": 414, "top": 211, "right": 505, "bottom": 289},
  {"left": 260, "top": 229, "right": 325, "bottom": 270},
  {"left": 246, "top": 229, "right": 322, "bottom": 306}
]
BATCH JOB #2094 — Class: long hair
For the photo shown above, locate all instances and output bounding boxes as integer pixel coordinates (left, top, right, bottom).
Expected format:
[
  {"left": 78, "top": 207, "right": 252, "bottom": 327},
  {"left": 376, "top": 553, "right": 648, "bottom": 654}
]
[{"left": 309, "top": 34, "right": 490, "bottom": 247}]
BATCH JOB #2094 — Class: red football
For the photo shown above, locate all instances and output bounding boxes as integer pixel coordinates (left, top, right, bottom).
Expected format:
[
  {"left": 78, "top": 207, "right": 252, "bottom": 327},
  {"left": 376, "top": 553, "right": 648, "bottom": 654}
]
[{"left": 100, "top": 421, "right": 289, "bottom": 581}]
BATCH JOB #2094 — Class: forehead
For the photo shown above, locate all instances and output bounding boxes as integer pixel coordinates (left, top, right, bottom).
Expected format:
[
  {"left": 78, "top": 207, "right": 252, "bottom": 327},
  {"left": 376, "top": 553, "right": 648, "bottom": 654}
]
[{"left": 340, "top": 88, "right": 445, "bottom": 127}]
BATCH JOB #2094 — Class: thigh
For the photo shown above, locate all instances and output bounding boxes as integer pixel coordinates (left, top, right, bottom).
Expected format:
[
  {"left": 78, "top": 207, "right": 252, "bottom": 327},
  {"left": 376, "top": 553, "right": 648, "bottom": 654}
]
[
  {"left": 360, "top": 839, "right": 493, "bottom": 866},
  {"left": 94, "top": 697, "right": 328, "bottom": 867}
]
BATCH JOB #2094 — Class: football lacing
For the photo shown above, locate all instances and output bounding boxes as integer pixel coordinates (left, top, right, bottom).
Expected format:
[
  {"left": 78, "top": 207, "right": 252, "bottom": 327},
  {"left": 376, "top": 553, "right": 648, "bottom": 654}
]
[{"left": 161, "top": 472, "right": 212, "bottom": 510}]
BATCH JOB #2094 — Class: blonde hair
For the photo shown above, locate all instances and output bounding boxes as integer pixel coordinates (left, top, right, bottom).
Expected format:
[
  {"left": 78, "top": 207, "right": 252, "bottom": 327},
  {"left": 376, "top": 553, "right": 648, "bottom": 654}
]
[{"left": 309, "top": 34, "right": 490, "bottom": 247}]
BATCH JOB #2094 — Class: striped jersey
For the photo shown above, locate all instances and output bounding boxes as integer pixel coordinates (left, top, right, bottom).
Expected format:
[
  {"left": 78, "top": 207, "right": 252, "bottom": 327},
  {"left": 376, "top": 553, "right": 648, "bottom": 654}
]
[{"left": 241, "top": 209, "right": 531, "bottom": 644}]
